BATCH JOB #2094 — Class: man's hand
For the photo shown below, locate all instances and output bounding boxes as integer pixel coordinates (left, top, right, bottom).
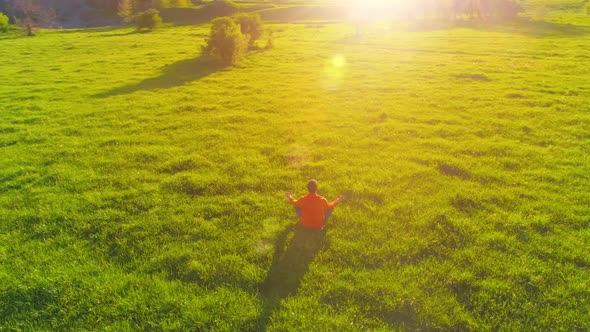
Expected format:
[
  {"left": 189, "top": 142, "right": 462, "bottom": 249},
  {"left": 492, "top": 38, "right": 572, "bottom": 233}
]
[
  {"left": 286, "top": 192, "right": 293, "bottom": 200},
  {"left": 336, "top": 195, "right": 343, "bottom": 202}
]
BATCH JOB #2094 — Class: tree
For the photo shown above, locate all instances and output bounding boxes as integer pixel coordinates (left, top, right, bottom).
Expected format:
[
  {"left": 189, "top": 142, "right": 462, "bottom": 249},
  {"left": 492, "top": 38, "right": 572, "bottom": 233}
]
[
  {"left": 118, "top": 0, "right": 151, "bottom": 22},
  {"left": 205, "top": 16, "right": 249, "bottom": 65},
  {"left": 133, "top": 8, "right": 161, "bottom": 31},
  {"left": 10, "top": 0, "right": 56, "bottom": 36},
  {"left": 0, "top": 11, "right": 8, "bottom": 32},
  {"left": 118, "top": 0, "right": 136, "bottom": 22},
  {"left": 233, "top": 13, "right": 263, "bottom": 47},
  {"left": 451, "top": 0, "right": 522, "bottom": 20}
]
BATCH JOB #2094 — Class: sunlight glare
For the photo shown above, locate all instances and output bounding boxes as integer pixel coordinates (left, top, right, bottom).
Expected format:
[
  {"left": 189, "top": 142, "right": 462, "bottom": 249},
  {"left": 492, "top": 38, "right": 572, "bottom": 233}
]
[
  {"left": 349, "top": 0, "right": 415, "bottom": 22},
  {"left": 351, "top": 0, "right": 409, "bottom": 9},
  {"left": 331, "top": 55, "right": 347, "bottom": 68},
  {"left": 322, "top": 54, "right": 348, "bottom": 91}
]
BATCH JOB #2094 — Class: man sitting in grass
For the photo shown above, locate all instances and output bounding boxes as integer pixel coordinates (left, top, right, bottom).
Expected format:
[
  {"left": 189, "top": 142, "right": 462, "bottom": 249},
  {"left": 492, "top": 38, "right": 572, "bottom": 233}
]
[{"left": 286, "top": 179, "right": 343, "bottom": 230}]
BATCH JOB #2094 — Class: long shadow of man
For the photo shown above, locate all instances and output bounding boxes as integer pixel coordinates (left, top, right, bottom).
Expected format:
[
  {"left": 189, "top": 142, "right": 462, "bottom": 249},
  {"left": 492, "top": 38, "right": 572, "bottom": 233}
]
[{"left": 257, "top": 223, "right": 328, "bottom": 330}]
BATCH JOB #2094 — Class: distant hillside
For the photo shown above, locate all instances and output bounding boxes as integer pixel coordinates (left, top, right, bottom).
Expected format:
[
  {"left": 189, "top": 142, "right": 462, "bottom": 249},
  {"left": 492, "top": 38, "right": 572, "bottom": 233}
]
[
  {"left": 0, "top": 0, "right": 120, "bottom": 28},
  {"left": 2, "top": 0, "right": 587, "bottom": 29}
]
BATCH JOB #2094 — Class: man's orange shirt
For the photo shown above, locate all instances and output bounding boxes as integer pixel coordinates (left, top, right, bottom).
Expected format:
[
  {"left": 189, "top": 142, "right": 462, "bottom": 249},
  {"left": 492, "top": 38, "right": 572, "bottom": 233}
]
[{"left": 289, "top": 193, "right": 339, "bottom": 229}]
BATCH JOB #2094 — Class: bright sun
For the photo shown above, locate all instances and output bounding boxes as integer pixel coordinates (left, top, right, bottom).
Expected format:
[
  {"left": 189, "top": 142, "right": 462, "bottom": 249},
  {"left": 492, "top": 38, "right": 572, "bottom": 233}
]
[
  {"left": 352, "top": 0, "right": 406, "bottom": 7},
  {"left": 350, "top": 0, "right": 417, "bottom": 12},
  {"left": 349, "top": 0, "right": 415, "bottom": 19}
]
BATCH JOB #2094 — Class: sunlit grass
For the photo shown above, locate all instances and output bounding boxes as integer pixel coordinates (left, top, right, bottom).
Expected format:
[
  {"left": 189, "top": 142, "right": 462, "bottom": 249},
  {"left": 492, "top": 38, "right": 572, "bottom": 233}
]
[{"left": 1, "top": 5, "right": 589, "bottom": 330}]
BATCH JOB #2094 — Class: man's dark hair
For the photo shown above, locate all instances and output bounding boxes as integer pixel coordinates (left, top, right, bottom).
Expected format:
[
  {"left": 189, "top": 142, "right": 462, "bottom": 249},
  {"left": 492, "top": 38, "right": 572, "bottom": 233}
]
[{"left": 307, "top": 179, "right": 318, "bottom": 193}]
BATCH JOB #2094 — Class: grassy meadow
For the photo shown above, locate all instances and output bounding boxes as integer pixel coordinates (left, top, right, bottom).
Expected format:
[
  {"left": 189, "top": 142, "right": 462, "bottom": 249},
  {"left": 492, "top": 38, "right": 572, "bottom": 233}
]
[{"left": 1, "top": 1, "right": 590, "bottom": 330}]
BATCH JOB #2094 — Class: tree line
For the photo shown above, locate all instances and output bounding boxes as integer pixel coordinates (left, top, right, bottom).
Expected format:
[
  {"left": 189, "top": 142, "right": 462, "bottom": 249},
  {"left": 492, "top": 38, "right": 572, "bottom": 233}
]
[
  {"left": 449, "top": 0, "right": 523, "bottom": 20},
  {"left": 0, "top": 0, "right": 195, "bottom": 31},
  {"left": 0, "top": 0, "right": 185, "bottom": 34},
  {"left": 355, "top": 0, "right": 523, "bottom": 22}
]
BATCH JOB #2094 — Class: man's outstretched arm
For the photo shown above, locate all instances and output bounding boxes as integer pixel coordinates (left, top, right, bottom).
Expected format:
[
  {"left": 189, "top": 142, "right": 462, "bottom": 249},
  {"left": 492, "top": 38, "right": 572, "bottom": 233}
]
[
  {"left": 327, "top": 195, "right": 344, "bottom": 209},
  {"left": 286, "top": 192, "right": 303, "bottom": 207}
]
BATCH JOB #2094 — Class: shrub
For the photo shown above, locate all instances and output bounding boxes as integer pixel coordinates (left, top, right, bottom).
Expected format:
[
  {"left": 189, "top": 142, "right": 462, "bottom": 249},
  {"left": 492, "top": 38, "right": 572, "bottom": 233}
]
[
  {"left": 204, "top": 12, "right": 266, "bottom": 65},
  {"left": 586, "top": 3, "right": 590, "bottom": 15},
  {"left": 233, "top": 13, "right": 263, "bottom": 47},
  {"left": 205, "top": 16, "right": 249, "bottom": 65},
  {"left": 133, "top": 8, "right": 162, "bottom": 31},
  {"left": 0, "top": 12, "right": 8, "bottom": 33}
]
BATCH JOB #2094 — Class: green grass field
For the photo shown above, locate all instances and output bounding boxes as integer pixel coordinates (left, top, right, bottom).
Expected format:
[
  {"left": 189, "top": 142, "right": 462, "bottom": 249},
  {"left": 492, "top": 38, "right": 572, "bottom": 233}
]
[{"left": 1, "top": 1, "right": 589, "bottom": 330}]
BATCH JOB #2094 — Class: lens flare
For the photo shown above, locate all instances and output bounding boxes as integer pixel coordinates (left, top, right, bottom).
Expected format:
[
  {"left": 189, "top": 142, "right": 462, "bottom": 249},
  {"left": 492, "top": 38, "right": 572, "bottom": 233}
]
[
  {"left": 332, "top": 55, "right": 347, "bottom": 68},
  {"left": 322, "top": 54, "right": 348, "bottom": 91}
]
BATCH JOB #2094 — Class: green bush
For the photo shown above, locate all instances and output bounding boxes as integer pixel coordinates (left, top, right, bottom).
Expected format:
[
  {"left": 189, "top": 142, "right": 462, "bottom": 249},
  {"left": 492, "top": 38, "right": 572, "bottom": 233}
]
[
  {"left": 205, "top": 16, "right": 249, "bottom": 65},
  {"left": 0, "top": 12, "right": 9, "bottom": 33},
  {"left": 586, "top": 3, "right": 590, "bottom": 15},
  {"left": 233, "top": 13, "right": 264, "bottom": 47},
  {"left": 133, "top": 8, "right": 162, "bottom": 31},
  {"left": 204, "top": 13, "right": 265, "bottom": 65}
]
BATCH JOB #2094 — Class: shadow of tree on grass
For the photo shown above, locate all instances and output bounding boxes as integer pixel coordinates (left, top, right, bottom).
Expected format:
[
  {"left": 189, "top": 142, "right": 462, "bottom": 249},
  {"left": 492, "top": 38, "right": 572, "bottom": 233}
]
[
  {"left": 93, "top": 56, "right": 224, "bottom": 98},
  {"left": 56, "top": 26, "right": 125, "bottom": 34},
  {"left": 96, "top": 30, "right": 142, "bottom": 38},
  {"left": 257, "top": 223, "right": 327, "bottom": 330}
]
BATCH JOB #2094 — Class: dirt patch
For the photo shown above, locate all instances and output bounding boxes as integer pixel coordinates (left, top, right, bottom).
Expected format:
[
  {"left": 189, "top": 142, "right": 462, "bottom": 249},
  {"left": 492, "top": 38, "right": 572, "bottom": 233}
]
[{"left": 455, "top": 74, "right": 491, "bottom": 82}]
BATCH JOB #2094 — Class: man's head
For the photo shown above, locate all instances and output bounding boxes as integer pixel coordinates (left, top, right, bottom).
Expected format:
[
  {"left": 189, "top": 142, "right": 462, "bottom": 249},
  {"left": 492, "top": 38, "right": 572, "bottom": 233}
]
[{"left": 307, "top": 179, "right": 318, "bottom": 193}]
